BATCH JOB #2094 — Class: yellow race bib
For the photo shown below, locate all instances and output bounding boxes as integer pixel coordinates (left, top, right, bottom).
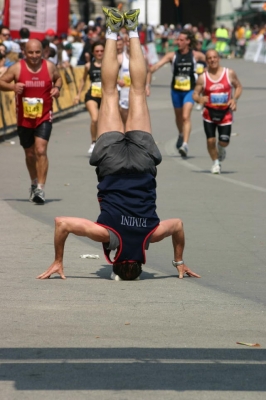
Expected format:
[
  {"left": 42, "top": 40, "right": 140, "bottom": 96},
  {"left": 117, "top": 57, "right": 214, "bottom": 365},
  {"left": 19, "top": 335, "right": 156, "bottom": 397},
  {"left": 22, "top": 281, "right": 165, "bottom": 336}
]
[
  {"left": 22, "top": 97, "right": 43, "bottom": 119},
  {"left": 91, "top": 82, "right": 102, "bottom": 98},
  {"left": 123, "top": 75, "right": 131, "bottom": 87},
  {"left": 196, "top": 63, "right": 204, "bottom": 75},
  {"left": 174, "top": 76, "right": 191, "bottom": 91}
]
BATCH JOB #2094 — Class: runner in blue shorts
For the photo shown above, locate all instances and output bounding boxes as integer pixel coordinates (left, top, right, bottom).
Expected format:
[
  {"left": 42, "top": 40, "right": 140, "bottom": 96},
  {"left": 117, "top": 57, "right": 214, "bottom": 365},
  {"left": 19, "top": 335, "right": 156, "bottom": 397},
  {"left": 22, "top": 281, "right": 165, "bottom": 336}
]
[
  {"left": 37, "top": 8, "right": 200, "bottom": 282},
  {"left": 151, "top": 30, "right": 205, "bottom": 157}
]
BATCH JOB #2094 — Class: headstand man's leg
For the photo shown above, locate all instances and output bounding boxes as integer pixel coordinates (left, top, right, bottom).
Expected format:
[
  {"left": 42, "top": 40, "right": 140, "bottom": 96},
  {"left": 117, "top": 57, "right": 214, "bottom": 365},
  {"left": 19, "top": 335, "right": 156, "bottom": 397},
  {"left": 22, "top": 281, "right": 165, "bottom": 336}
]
[
  {"left": 98, "top": 9, "right": 124, "bottom": 137},
  {"left": 125, "top": 12, "right": 151, "bottom": 134}
]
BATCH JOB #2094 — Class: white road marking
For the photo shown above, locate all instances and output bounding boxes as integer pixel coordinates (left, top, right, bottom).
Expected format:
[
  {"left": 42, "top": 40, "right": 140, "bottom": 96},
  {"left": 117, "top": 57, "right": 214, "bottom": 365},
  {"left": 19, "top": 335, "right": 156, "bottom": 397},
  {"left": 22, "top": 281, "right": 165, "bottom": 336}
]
[{"left": 165, "top": 138, "right": 266, "bottom": 194}]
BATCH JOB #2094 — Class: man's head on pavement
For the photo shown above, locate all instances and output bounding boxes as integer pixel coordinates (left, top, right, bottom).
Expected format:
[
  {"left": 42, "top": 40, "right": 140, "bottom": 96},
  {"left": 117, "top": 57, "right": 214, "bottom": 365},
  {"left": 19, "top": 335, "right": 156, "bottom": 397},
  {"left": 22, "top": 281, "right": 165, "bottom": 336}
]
[
  {"left": 206, "top": 49, "right": 220, "bottom": 69},
  {"left": 25, "top": 39, "right": 43, "bottom": 67},
  {"left": 113, "top": 261, "right": 142, "bottom": 281}
]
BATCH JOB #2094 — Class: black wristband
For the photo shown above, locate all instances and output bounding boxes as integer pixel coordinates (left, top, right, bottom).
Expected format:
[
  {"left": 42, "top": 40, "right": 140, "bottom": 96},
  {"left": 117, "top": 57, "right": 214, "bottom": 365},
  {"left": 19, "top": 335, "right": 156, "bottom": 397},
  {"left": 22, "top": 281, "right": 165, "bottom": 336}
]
[{"left": 54, "top": 86, "right": 61, "bottom": 91}]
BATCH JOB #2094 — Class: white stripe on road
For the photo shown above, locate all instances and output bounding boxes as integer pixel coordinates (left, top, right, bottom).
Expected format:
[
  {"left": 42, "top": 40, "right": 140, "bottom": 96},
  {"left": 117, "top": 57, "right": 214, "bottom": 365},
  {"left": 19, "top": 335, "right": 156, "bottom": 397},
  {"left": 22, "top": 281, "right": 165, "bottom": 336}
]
[{"left": 165, "top": 138, "right": 266, "bottom": 194}]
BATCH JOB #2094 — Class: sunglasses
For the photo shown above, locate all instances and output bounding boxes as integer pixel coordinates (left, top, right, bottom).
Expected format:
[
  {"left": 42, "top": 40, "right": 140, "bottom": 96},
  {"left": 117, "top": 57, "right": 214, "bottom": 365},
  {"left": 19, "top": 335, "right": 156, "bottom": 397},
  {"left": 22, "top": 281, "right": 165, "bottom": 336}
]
[
  {"left": 94, "top": 50, "right": 104, "bottom": 53},
  {"left": 2, "top": 33, "right": 10, "bottom": 37}
]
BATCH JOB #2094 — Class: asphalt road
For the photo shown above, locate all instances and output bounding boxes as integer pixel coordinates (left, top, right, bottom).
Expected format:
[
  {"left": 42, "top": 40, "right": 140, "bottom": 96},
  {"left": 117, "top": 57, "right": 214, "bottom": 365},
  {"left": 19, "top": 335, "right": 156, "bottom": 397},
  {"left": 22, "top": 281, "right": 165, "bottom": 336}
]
[{"left": 0, "top": 58, "right": 266, "bottom": 399}]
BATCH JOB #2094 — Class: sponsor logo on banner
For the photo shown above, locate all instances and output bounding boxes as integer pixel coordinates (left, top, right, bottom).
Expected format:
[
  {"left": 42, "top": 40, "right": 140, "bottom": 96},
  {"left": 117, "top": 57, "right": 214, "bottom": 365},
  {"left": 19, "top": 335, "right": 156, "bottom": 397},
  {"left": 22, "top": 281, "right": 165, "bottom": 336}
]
[{"left": 9, "top": 0, "right": 57, "bottom": 33}]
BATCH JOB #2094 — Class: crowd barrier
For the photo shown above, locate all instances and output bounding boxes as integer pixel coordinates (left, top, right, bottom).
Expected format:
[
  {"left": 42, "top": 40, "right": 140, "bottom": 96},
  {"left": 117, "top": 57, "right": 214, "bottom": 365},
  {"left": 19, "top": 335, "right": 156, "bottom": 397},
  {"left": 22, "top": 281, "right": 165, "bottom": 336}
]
[
  {"left": 0, "top": 66, "right": 91, "bottom": 138},
  {"left": 244, "top": 38, "right": 266, "bottom": 63}
]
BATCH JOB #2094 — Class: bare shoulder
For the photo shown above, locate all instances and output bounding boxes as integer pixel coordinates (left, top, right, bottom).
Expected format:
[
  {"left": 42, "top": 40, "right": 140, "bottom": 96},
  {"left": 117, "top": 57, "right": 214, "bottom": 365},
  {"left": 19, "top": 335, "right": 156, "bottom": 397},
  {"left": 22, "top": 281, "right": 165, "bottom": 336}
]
[{"left": 0, "top": 61, "right": 21, "bottom": 81}]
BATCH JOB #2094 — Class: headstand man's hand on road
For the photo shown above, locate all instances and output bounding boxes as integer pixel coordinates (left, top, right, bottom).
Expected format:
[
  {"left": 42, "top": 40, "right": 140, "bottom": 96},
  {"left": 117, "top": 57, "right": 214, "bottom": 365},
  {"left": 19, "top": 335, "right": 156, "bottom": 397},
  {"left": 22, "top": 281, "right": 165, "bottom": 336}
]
[
  {"left": 37, "top": 261, "right": 66, "bottom": 280},
  {"left": 177, "top": 263, "right": 201, "bottom": 279}
]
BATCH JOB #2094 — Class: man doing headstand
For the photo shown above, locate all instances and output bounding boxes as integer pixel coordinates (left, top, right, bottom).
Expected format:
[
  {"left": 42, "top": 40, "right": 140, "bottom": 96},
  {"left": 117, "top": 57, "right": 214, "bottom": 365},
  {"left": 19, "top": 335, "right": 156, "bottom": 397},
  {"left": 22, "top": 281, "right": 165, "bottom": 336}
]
[{"left": 37, "top": 8, "right": 200, "bottom": 281}]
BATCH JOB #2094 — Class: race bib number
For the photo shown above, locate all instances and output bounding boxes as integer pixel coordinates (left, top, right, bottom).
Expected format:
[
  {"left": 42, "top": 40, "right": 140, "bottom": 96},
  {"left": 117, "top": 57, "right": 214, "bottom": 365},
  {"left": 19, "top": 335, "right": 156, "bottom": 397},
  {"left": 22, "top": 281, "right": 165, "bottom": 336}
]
[
  {"left": 123, "top": 75, "right": 131, "bottom": 87},
  {"left": 22, "top": 97, "right": 43, "bottom": 119},
  {"left": 210, "top": 92, "right": 229, "bottom": 106},
  {"left": 91, "top": 82, "right": 102, "bottom": 98},
  {"left": 174, "top": 75, "right": 191, "bottom": 91},
  {"left": 196, "top": 63, "right": 204, "bottom": 75}
]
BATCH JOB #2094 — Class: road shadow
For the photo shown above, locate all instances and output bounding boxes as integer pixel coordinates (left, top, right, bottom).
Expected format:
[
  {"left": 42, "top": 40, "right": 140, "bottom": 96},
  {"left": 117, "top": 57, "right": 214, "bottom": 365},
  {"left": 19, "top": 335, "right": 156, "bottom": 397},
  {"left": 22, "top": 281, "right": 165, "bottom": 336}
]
[
  {"left": 192, "top": 170, "right": 236, "bottom": 175},
  {"left": 65, "top": 267, "right": 180, "bottom": 281},
  {"left": 0, "top": 348, "right": 265, "bottom": 391},
  {"left": 4, "top": 199, "right": 62, "bottom": 204}
]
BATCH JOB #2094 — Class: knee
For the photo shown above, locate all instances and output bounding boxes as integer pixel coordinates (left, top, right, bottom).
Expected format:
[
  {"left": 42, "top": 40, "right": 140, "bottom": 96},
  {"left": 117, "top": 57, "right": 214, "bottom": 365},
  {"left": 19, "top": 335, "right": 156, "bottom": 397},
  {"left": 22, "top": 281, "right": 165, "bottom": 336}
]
[
  {"left": 207, "top": 138, "right": 216, "bottom": 148},
  {"left": 182, "top": 114, "right": 190, "bottom": 124},
  {"left": 176, "top": 218, "right": 183, "bottom": 230},
  {"left": 35, "top": 146, "right": 47, "bottom": 158},
  {"left": 25, "top": 148, "right": 35, "bottom": 161},
  {"left": 219, "top": 137, "right": 230, "bottom": 146},
  {"left": 91, "top": 118, "right": 98, "bottom": 125}
]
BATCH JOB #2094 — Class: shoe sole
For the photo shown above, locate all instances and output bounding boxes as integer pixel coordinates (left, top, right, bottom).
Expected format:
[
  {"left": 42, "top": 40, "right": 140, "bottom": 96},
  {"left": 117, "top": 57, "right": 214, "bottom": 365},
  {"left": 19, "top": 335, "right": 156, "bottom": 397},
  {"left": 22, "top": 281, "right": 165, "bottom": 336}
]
[
  {"left": 124, "top": 9, "right": 140, "bottom": 30},
  {"left": 32, "top": 196, "right": 45, "bottom": 205},
  {"left": 179, "top": 148, "right": 187, "bottom": 157}
]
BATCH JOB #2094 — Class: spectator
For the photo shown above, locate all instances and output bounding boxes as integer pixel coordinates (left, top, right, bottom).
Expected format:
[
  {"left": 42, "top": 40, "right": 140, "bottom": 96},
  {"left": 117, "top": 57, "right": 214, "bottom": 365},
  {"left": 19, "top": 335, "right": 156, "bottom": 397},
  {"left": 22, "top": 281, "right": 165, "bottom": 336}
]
[{"left": 45, "top": 29, "right": 58, "bottom": 64}]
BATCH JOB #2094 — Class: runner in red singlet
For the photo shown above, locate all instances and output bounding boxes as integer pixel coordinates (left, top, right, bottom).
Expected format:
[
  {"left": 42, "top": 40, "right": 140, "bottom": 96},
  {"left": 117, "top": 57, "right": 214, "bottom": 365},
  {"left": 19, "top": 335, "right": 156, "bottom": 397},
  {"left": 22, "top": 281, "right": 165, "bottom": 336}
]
[
  {"left": 193, "top": 50, "right": 242, "bottom": 174},
  {"left": 0, "top": 39, "right": 62, "bottom": 204}
]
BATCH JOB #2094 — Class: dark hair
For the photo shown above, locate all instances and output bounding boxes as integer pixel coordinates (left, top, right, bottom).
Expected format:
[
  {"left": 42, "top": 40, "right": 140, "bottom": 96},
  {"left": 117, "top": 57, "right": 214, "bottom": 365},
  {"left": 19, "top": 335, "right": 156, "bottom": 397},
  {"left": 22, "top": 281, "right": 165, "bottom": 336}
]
[
  {"left": 19, "top": 27, "right": 30, "bottom": 39},
  {"left": 113, "top": 261, "right": 142, "bottom": 281},
  {"left": 0, "top": 52, "right": 6, "bottom": 60},
  {"left": 91, "top": 41, "right": 105, "bottom": 53},
  {"left": 41, "top": 39, "right": 50, "bottom": 49},
  {"left": 180, "top": 29, "right": 197, "bottom": 50},
  {"left": 0, "top": 25, "right": 9, "bottom": 34}
]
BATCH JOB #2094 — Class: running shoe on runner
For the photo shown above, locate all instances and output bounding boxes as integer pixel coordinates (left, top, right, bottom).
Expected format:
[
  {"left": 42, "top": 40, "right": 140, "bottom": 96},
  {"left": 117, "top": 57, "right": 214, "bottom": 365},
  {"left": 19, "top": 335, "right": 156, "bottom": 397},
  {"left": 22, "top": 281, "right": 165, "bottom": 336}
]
[
  {"left": 211, "top": 163, "right": 221, "bottom": 174},
  {"left": 176, "top": 135, "right": 183, "bottom": 149},
  {"left": 88, "top": 142, "right": 95, "bottom": 156},
  {"left": 218, "top": 143, "right": 226, "bottom": 162},
  {"left": 179, "top": 143, "right": 188, "bottom": 157},
  {"left": 32, "top": 188, "right": 45, "bottom": 205},
  {"left": 124, "top": 9, "right": 140, "bottom": 31},
  {"left": 29, "top": 184, "right": 37, "bottom": 203},
  {"left": 102, "top": 6, "right": 124, "bottom": 32}
]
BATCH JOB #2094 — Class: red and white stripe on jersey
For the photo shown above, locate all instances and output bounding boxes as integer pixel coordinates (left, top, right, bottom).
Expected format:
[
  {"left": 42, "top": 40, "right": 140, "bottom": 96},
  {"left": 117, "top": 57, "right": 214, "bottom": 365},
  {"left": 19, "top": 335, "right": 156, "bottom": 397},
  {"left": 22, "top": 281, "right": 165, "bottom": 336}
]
[{"left": 202, "top": 67, "right": 233, "bottom": 125}]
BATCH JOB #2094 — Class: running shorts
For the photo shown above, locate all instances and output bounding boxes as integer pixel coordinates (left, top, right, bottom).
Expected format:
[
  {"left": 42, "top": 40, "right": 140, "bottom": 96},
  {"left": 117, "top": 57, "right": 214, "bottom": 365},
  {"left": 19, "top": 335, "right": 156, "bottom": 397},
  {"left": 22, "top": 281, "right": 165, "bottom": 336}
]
[
  {"left": 90, "top": 130, "right": 162, "bottom": 180},
  {"left": 171, "top": 89, "right": 194, "bottom": 108},
  {"left": 17, "top": 121, "right": 52, "bottom": 149}
]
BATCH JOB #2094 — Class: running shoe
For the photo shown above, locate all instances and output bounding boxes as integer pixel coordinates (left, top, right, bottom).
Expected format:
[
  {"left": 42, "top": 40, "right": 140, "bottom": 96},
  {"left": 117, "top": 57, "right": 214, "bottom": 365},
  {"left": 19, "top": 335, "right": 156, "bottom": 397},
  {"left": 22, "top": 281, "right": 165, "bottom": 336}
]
[
  {"left": 29, "top": 184, "right": 37, "bottom": 203},
  {"left": 179, "top": 143, "right": 188, "bottom": 157},
  {"left": 32, "top": 188, "right": 45, "bottom": 205},
  {"left": 211, "top": 163, "right": 221, "bottom": 174},
  {"left": 217, "top": 143, "right": 226, "bottom": 162},
  {"left": 124, "top": 9, "right": 140, "bottom": 31},
  {"left": 176, "top": 135, "right": 183, "bottom": 149},
  {"left": 102, "top": 6, "right": 124, "bottom": 33},
  {"left": 88, "top": 142, "right": 95, "bottom": 156}
]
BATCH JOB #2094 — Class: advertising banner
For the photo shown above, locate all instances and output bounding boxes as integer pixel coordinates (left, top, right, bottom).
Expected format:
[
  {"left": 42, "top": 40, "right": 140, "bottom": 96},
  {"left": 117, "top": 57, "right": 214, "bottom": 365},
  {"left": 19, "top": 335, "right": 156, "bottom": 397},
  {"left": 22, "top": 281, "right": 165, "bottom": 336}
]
[{"left": 3, "top": 0, "right": 69, "bottom": 39}]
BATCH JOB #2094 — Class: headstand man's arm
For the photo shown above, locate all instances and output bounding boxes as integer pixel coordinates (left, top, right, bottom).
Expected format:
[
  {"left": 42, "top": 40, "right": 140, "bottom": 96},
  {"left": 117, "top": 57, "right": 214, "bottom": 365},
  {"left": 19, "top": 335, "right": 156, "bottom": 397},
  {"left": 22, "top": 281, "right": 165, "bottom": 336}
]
[
  {"left": 37, "top": 217, "right": 109, "bottom": 279},
  {"left": 150, "top": 219, "right": 201, "bottom": 279}
]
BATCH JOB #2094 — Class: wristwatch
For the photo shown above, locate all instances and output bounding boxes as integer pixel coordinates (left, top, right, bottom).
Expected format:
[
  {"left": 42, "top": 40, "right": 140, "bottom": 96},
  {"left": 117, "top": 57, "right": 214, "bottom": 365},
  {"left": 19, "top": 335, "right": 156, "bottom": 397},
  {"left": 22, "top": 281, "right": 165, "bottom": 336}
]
[{"left": 172, "top": 260, "right": 184, "bottom": 267}]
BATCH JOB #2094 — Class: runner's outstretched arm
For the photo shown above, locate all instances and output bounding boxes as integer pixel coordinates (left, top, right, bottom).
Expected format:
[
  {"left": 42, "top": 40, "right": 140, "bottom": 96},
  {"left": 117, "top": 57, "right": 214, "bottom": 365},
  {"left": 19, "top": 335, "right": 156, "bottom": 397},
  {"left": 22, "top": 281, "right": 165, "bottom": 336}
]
[
  {"left": 37, "top": 217, "right": 109, "bottom": 279},
  {"left": 150, "top": 219, "right": 201, "bottom": 279}
]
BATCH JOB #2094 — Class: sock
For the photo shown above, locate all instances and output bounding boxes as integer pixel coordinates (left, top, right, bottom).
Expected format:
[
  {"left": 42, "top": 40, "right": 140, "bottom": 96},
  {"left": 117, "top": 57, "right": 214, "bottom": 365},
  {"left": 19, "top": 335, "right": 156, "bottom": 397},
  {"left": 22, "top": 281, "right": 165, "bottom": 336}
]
[
  {"left": 105, "top": 30, "right": 118, "bottom": 40},
  {"left": 129, "top": 30, "right": 139, "bottom": 39},
  {"left": 183, "top": 142, "right": 188, "bottom": 147},
  {"left": 179, "top": 133, "right": 183, "bottom": 137},
  {"left": 31, "top": 178, "right": 38, "bottom": 186},
  {"left": 37, "top": 183, "right": 45, "bottom": 190},
  {"left": 213, "top": 159, "right": 220, "bottom": 166}
]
